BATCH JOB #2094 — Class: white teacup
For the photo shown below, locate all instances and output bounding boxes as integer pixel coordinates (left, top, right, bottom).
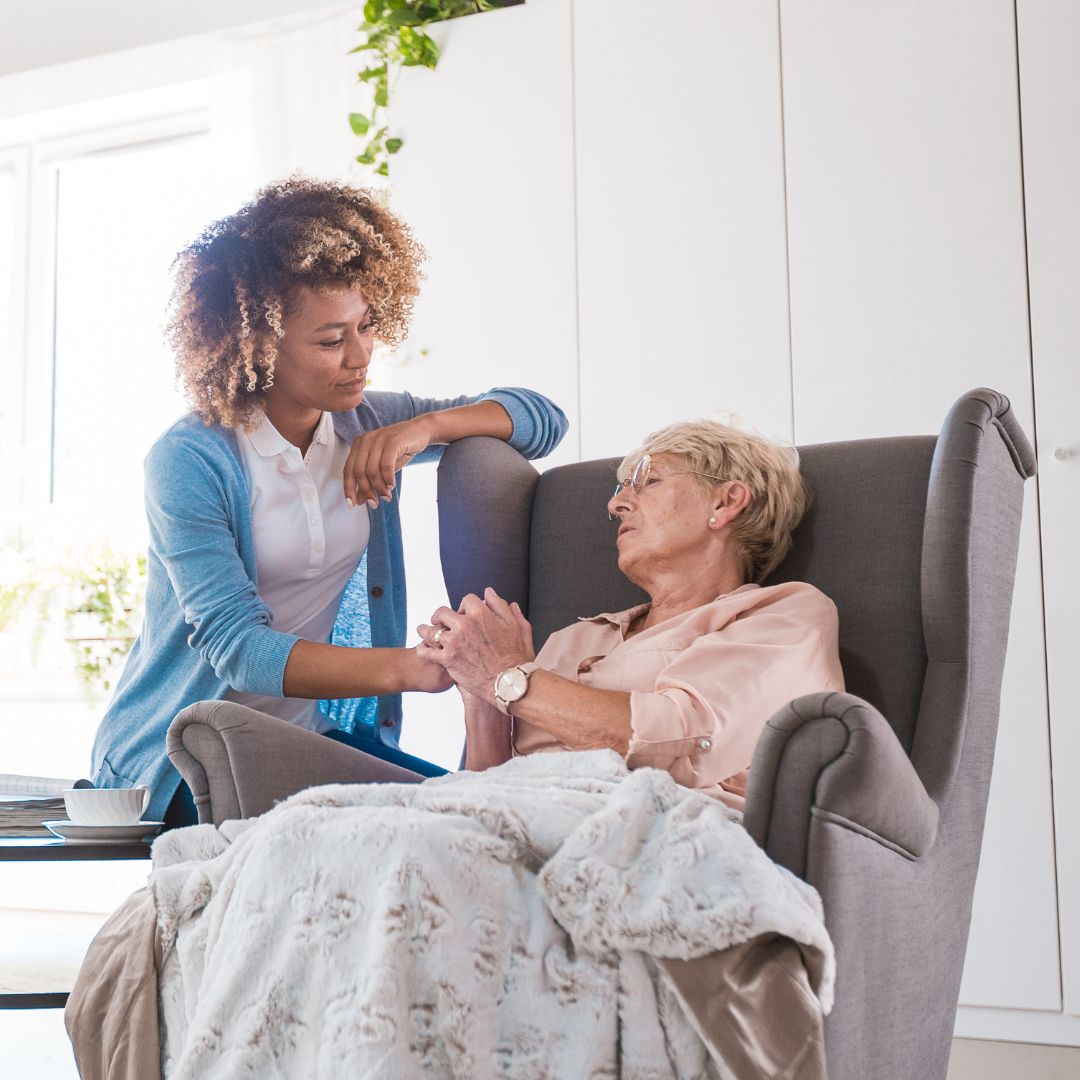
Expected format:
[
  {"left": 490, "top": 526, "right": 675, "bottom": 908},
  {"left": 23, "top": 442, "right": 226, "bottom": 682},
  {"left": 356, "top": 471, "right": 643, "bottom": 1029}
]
[{"left": 63, "top": 785, "right": 150, "bottom": 826}]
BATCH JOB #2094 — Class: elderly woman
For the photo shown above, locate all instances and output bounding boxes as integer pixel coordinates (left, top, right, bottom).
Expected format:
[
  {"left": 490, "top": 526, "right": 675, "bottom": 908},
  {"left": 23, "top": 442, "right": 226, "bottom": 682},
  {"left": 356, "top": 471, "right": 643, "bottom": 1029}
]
[
  {"left": 417, "top": 419, "right": 844, "bottom": 808},
  {"left": 90, "top": 177, "right": 567, "bottom": 827},
  {"left": 66, "top": 417, "right": 840, "bottom": 1080}
]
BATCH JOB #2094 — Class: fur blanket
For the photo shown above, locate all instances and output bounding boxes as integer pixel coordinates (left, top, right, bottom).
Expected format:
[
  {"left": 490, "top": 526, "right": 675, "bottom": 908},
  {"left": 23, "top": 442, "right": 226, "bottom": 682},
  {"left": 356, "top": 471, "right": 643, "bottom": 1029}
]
[{"left": 151, "top": 751, "right": 834, "bottom": 1079}]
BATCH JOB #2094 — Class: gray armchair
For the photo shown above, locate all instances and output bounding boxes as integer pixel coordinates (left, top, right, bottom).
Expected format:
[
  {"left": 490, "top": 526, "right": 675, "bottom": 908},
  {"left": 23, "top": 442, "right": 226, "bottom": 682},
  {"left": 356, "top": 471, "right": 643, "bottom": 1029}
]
[{"left": 167, "top": 388, "right": 1035, "bottom": 1080}]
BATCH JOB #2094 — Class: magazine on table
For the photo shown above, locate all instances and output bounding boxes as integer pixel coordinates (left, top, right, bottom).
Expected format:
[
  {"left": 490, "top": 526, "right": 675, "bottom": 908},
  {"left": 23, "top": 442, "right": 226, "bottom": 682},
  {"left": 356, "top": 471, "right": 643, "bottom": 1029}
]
[{"left": 0, "top": 772, "right": 93, "bottom": 837}]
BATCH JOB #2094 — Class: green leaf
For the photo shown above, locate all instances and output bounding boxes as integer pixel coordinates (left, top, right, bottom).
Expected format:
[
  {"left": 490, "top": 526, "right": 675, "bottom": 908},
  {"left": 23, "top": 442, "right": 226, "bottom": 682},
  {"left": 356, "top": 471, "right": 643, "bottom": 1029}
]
[
  {"left": 394, "top": 27, "right": 440, "bottom": 67},
  {"left": 386, "top": 137, "right": 403, "bottom": 154},
  {"left": 352, "top": 24, "right": 388, "bottom": 51},
  {"left": 375, "top": 162, "right": 390, "bottom": 177},
  {"left": 421, "top": 34, "right": 441, "bottom": 67},
  {"left": 348, "top": 112, "right": 371, "bottom": 135},
  {"left": 385, "top": 8, "right": 425, "bottom": 26},
  {"left": 357, "top": 63, "right": 387, "bottom": 81},
  {"left": 364, "top": 0, "right": 390, "bottom": 22},
  {"left": 356, "top": 152, "right": 376, "bottom": 165},
  {"left": 374, "top": 83, "right": 389, "bottom": 107}
]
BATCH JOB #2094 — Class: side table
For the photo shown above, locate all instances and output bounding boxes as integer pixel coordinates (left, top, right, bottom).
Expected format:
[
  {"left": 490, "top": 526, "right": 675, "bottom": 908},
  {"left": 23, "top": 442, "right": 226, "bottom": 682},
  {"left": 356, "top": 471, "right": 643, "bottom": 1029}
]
[{"left": 0, "top": 837, "right": 151, "bottom": 1009}]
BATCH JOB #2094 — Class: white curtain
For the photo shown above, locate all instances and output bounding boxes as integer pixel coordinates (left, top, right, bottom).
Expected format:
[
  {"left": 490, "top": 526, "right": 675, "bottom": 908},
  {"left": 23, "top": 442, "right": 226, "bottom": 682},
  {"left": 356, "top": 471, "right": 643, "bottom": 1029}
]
[{"left": 211, "top": 4, "right": 368, "bottom": 194}]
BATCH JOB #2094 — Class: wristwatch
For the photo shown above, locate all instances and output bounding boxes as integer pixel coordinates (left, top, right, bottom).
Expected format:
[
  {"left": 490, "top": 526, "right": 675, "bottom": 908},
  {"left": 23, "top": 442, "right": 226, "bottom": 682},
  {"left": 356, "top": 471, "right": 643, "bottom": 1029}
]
[{"left": 493, "top": 662, "right": 540, "bottom": 716}]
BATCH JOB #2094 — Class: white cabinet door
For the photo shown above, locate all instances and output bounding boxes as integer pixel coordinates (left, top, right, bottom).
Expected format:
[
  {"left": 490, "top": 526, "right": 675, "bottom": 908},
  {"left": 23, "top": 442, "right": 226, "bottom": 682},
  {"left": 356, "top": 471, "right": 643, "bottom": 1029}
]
[
  {"left": 1017, "top": 0, "right": 1080, "bottom": 1019},
  {"left": 573, "top": 0, "right": 792, "bottom": 458},
  {"left": 780, "top": 0, "right": 1060, "bottom": 1010},
  {"left": 387, "top": 0, "right": 579, "bottom": 465}
]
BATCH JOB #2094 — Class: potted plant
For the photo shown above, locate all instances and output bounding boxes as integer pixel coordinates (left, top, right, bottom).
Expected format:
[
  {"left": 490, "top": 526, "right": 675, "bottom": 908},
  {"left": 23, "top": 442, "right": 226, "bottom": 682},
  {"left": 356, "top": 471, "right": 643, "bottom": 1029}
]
[{"left": 62, "top": 547, "right": 147, "bottom": 700}]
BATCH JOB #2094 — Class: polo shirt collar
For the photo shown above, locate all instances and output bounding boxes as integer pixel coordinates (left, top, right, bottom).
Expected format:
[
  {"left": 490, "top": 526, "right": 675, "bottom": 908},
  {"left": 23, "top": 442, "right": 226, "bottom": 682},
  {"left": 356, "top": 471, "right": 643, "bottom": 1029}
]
[{"left": 244, "top": 410, "right": 333, "bottom": 458}]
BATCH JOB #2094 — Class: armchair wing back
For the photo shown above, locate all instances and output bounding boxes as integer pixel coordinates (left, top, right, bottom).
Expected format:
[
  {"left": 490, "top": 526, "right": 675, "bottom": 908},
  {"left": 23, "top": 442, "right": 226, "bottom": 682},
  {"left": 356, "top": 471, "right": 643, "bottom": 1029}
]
[
  {"left": 767, "top": 435, "right": 936, "bottom": 756},
  {"left": 747, "top": 389, "right": 1034, "bottom": 1080},
  {"left": 436, "top": 387, "right": 1036, "bottom": 1080}
]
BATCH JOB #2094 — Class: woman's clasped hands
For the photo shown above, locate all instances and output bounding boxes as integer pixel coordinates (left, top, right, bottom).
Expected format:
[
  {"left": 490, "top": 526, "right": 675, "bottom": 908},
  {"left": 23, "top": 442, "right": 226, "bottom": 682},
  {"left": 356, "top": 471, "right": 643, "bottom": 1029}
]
[{"left": 417, "top": 587, "right": 535, "bottom": 704}]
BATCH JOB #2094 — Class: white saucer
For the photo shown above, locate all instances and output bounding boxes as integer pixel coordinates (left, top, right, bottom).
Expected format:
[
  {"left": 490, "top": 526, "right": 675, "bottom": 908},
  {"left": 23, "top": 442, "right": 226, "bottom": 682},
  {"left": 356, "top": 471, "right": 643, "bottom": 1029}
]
[{"left": 43, "top": 820, "right": 164, "bottom": 844}]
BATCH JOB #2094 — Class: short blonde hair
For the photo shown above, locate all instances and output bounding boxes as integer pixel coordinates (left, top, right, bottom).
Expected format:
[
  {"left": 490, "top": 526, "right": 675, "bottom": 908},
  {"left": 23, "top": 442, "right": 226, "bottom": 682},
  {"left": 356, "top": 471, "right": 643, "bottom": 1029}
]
[{"left": 619, "top": 418, "right": 808, "bottom": 582}]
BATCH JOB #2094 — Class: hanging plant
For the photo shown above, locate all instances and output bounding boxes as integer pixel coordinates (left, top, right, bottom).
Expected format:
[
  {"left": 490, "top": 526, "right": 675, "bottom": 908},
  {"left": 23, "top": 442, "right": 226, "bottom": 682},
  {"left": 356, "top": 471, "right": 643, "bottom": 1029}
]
[{"left": 350, "top": 0, "right": 523, "bottom": 177}]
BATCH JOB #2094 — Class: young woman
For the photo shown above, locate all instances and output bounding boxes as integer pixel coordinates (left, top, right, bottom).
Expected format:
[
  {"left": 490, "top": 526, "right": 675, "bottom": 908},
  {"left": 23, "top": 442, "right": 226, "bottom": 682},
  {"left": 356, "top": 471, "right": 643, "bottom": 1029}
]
[{"left": 89, "top": 177, "right": 567, "bottom": 826}]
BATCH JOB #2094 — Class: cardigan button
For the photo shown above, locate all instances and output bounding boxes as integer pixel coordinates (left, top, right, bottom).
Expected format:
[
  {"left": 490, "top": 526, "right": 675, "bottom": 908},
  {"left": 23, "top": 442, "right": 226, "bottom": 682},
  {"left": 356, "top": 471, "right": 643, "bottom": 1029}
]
[
  {"left": 370, "top": 585, "right": 384, "bottom": 598},
  {"left": 381, "top": 718, "right": 396, "bottom": 728}
]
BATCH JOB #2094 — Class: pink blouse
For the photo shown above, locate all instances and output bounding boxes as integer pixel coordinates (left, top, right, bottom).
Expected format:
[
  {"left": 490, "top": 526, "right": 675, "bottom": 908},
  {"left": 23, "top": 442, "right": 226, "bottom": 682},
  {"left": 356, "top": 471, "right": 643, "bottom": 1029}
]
[{"left": 513, "top": 581, "right": 845, "bottom": 811}]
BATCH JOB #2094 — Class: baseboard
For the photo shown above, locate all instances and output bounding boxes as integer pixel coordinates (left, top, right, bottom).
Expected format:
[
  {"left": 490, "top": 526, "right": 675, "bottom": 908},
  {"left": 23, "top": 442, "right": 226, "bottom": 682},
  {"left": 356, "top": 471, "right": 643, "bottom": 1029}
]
[{"left": 954, "top": 1005, "right": 1080, "bottom": 1046}]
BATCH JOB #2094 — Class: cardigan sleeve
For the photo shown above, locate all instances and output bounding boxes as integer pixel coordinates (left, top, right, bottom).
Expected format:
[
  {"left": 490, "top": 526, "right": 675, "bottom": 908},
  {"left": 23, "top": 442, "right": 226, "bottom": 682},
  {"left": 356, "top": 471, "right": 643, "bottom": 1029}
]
[
  {"left": 362, "top": 387, "right": 568, "bottom": 462},
  {"left": 144, "top": 437, "right": 299, "bottom": 696},
  {"left": 478, "top": 387, "right": 568, "bottom": 458}
]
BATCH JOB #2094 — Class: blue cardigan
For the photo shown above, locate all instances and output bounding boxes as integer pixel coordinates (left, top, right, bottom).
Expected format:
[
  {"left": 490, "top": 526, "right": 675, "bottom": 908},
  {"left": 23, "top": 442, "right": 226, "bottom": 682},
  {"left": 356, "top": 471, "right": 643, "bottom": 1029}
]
[{"left": 91, "top": 388, "right": 568, "bottom": 820}]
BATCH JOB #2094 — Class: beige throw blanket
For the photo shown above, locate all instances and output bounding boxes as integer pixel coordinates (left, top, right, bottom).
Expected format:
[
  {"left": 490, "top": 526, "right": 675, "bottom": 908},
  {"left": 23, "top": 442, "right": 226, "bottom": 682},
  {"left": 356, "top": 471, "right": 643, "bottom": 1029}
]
[{"left": 142, "top": 750, "right": 832, "bottom": 1079}]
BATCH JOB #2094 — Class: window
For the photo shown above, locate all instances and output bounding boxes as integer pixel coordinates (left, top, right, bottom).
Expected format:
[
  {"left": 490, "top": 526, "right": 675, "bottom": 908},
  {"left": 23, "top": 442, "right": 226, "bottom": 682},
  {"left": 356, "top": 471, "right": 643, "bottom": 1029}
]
[
  {"left": 50, "top": 131, "right": 235, "bottom": 530},
  {"left": 0, "top": 102, "right": 246, "bottom": 779},
  {"left": 0, "top": 153, "right": 26, "bottom": 513}
]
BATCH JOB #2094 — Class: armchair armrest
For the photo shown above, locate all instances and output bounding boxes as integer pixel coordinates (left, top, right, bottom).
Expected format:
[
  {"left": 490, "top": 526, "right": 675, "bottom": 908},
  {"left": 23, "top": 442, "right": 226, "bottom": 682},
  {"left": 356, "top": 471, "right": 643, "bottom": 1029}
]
[
  {"left": 167, "top": 701, "right": 419, "bottom": 826},
  {"left": 744, "top": 692, "right": 939, "bottom": 879}
]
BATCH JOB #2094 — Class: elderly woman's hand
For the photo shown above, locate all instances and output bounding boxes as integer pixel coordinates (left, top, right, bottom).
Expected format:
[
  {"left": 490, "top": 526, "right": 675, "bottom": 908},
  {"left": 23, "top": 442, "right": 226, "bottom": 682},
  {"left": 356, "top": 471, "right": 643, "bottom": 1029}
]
[
  {"left": 417, "top": 588, "right": 535, "bottom": 704},
  {"left": 344, "top": 416, "right": 435, "bottom": 509}
]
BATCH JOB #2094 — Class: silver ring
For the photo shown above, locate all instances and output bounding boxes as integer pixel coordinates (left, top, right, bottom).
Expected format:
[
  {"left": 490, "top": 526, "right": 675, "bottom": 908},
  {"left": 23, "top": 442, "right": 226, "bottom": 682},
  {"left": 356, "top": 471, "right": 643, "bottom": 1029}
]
[{"left": 433, "top": 627, "right": 446, "bottom": 646}]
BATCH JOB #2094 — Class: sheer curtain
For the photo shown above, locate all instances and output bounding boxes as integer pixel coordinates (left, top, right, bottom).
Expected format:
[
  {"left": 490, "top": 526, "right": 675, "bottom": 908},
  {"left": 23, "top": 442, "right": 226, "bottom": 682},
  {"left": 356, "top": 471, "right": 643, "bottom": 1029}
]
[{"left": 211, "top": 5, "right": 367, "bottom": 193}]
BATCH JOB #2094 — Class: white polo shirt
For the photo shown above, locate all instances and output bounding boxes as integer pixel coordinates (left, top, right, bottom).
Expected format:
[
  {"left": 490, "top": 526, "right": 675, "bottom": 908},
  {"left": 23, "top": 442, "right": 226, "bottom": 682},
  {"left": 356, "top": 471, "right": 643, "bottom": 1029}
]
[{"left": 225, "top": 410, "right": 370, "bottom": 730}]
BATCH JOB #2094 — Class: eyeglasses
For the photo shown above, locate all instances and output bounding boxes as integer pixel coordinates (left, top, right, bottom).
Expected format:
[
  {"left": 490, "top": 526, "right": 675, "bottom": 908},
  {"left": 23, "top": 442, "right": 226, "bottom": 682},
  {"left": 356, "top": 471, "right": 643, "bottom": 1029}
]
[{"left": 608, "top": 453, "right": 732, "bottom": 520}]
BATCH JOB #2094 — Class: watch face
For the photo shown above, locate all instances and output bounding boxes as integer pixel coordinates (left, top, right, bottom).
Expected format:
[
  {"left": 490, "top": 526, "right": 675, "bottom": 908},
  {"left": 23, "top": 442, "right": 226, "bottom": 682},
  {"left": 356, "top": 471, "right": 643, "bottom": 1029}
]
[{"left": 496, "top": 667, "right": 529, "bottom": 701}]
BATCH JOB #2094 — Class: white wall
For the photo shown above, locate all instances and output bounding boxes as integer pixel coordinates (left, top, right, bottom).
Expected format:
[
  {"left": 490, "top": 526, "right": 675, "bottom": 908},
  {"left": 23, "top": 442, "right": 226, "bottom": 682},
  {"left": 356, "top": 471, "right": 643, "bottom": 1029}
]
[
  {"left": 0, "top": 0, "right": 342, "bottom": 77},
  {"left": 573, "top": 0, "right": 792, "bottom": 455}
]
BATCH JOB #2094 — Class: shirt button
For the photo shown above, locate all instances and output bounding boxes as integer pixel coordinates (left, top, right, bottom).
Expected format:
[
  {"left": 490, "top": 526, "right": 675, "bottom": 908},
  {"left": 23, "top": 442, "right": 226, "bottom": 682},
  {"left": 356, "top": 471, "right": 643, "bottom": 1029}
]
[
  {"left": 370, "top": 585, "right": 384, "bottom": 598},
  {"left": 697, "top": 737, "right": 713, "bottom": 751},
  {"left": 381, "top": 718, "right": 396, "bottom": 728}
]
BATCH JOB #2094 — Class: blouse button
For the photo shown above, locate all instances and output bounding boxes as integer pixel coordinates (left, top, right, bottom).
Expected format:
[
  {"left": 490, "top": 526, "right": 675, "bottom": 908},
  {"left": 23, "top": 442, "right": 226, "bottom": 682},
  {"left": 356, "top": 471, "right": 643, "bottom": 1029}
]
[
  {"left": 370, "top": 585, "right": 384, "bottom": 598},
  {"left": 697, "top": 737, "right": 713, "bottom": 751}
]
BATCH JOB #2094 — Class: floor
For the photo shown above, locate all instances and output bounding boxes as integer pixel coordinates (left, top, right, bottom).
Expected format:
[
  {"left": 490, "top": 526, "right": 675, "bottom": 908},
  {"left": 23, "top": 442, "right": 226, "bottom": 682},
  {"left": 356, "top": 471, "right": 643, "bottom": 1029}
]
[
  {"left": 946, "top": 1039, "right": 1080, "bottom": 1080},
  {"left": 0, "top": 909, "right": 108, "bottom": 998},
  {"left": 3, "top": 1010, "right": 1080, "bottom": 1080}
]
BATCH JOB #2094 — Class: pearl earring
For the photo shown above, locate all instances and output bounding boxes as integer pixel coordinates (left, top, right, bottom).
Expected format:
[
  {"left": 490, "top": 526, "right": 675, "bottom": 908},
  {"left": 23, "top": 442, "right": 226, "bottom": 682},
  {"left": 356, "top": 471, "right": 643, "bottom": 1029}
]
[{"left": 708, "top": 516, "right": 717, "bottom": 525}]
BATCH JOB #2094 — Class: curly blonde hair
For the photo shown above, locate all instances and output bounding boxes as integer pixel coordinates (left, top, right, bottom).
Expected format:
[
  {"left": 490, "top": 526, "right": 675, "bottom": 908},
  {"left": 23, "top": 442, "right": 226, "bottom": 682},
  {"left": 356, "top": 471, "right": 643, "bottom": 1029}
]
[
  {"left": 167, "top": 176, "right": 425, "bottom": 428},
  {"left": 620, "top": 419, "right": 809, "bottom": 583}
]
